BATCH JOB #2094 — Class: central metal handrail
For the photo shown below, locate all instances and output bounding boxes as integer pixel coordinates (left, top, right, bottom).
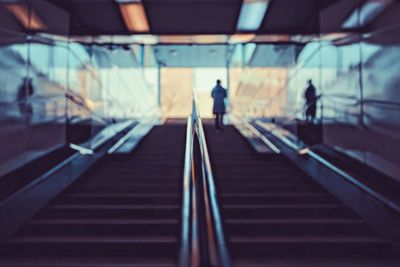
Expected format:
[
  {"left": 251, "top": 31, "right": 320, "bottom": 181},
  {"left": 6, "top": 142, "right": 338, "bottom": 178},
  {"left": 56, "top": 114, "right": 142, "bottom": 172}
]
[
  {"left": 179, "top": 116, "right": 196, "bottom": 267},
  {"left": 179, "top": 95, "right": 231, "bottom": 267}
]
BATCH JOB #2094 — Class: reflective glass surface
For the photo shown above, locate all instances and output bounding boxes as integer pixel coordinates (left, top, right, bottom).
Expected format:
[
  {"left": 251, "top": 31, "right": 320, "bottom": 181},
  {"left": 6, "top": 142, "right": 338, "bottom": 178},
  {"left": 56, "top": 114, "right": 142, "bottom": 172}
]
[
  {"left": 0, "top": 1, "right": 158, "bottom": 176},
  {"left": 231, "top": 1, "right": 400, "bottom": 181}
]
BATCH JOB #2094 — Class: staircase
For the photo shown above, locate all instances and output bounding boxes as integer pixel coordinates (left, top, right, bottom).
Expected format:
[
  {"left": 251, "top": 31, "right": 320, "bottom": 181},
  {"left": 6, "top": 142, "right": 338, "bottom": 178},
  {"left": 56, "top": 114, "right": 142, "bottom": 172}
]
[
  {"left": 0, "top": 123, "right": 186, "bottom": 267},
  {"left": 1, "top": 121, "right": 398, "bottom": 266},
  {"left": 204, "top": 124, "right": 399, "bottom": 267}
]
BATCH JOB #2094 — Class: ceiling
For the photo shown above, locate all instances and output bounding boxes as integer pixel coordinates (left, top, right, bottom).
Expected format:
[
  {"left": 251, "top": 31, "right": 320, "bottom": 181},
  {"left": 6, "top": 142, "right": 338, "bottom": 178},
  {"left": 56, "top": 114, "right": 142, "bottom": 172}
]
[
  {"left": 46, "top": 0, "right": 339, "bottom": 36},
  {"left": 0, "top": 0, "right": 397, "bottom": 68},
  {"left": 2, "top": 0, "right": 396, "bottom": 47}
]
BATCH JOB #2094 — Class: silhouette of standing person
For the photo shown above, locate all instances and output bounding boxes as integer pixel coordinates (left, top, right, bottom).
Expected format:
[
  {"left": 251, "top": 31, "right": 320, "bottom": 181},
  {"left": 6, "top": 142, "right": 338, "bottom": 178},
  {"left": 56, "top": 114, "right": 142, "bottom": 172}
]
[
  {"left": 17, "top": 77, "right": 35, "bottom": 122},
  {"left": 304, "top": 79, "right": 317, "bottom": 123},
  {"left": 211, "top": 79, "right": 227, "bottom": 131}
]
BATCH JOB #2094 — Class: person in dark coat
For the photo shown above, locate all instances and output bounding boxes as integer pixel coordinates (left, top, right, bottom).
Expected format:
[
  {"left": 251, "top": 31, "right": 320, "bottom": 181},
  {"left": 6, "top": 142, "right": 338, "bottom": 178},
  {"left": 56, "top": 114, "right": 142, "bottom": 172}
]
[
  {"left": 17, "top": 77, "right": 35, "bottom": 121},
  {"left": 211, "top": 79, "right": 227, "bottom": 131},
  {"left": 304, "top": 79, "right": 317, "bottom": 123}
]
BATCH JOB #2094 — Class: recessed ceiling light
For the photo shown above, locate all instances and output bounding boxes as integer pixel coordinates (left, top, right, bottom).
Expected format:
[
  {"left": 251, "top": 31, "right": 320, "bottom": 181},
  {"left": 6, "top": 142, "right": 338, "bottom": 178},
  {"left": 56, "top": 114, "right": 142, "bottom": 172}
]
[
  {"left": 117, "top": 0, "right": 149, "bottom": 32},
  {"left": 5, "top": 3, "right": 47, "bottom": 30},
  {"left": 342, "top": 0, "right": 393, "bottom": 29},
  {"left": 237, "top": 0, "right": 270, "bottom": 32}
]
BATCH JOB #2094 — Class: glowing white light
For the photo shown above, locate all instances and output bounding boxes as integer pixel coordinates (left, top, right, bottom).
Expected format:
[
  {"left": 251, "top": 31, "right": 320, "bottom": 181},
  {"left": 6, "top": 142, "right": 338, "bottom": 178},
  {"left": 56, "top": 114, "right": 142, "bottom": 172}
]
[
  {"left": 237, "top": 0, "right": 270, "bottom": 32},
  {"left": 343, "top": 0, "right": 393, "bottom": 28}
]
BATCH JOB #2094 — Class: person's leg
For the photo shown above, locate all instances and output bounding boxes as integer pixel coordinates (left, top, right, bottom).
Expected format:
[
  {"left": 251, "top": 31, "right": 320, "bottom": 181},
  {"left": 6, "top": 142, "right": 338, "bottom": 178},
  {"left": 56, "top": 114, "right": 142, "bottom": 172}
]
[
  {"left": 305, "top": 107, "right": 310, "bottom": 122},
  {"left": 310, "top": 105, "right": 316, "bottom": 123},
  {"left": 215, "top": 114, "right": 220, "bottom": 130},
  {"left": 220, "top": 114, "right": 224, "bottom": 130}
]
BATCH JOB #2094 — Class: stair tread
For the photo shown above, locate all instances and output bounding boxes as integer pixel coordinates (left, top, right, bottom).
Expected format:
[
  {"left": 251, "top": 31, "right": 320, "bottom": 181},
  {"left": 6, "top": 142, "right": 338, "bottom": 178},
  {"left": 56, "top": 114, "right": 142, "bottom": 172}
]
[
  {"left": 221, "top": 193, "right": 328, "bottom": 197},
  {"left": 0, "top": 257, "right": 175, "bottom": 267},
  {"left": 73, "top": 185, "right": 179, "bottom": 188},
  {"left": 230, "top": 236, "right": 387, "bottom": 243},
  {"left": 47, "top": 204, "right": 179, "bottom": 209},
  {"left": 226, "top": 218, "right": 364, "bottom": 224},
  {"left": 223, "top": 204, "right": 345, "bottom": 209},
  {"left": 64, "top": 193, "right": 178, "bottom": 198},
  {"left": 221, "top": 185, "right": 313, "bottom": 188},
  {"left": 10, "top": 236, "right": 178, "bottom": 243},
  {"left": 219, "top": 183, "right": 307, "bottom": 187},
  {"left": 234, "top": 257, "right": 400, "bottom": 266},
  {"left": 29, "top": 219, "right": 179, "bottom": 225}
]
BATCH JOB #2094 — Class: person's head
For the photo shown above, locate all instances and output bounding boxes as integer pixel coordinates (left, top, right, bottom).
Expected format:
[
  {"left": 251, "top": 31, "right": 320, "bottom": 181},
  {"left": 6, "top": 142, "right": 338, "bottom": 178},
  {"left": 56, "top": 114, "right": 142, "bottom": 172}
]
[
  {"left": 307, "top": 79, "right": 312, "bottom": 85},
  {"left": 216, "top": 79, "right": 221, "bottom": 85}
]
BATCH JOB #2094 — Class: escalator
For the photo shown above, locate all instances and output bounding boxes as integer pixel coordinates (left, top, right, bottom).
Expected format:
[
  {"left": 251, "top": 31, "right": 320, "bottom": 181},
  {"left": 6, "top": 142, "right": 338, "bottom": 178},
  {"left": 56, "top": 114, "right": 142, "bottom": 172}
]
[
  {"left": 0, "top": 123, "right": 186, "bottom": 266},
  {"left": 204, "top": 124, "right": 399, "bottom": 267}
]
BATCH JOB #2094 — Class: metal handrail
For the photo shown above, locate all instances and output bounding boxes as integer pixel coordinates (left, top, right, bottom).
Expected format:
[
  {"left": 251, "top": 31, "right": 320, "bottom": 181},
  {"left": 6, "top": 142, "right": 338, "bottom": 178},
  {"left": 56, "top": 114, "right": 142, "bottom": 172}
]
[
  {"left": 194, "top": 106, "right": 232, "bottom": 267},
  {"left": 235, "top": 91, "right": 323, "bottom": 122},
  {"left": 179, "top": 116, "right": 197, "bottom": 267},
  {"left": 241, "top": 95, "right": 322, "bottom": 138},
  {"left": 179, "top": 95, "right": 231, "bottom": 267},
  {"left": 65, "top": 92, "right": 112, "bottom": 125},
  {"left": 284, "top": 94, "right": 322, "bottom": 123}
]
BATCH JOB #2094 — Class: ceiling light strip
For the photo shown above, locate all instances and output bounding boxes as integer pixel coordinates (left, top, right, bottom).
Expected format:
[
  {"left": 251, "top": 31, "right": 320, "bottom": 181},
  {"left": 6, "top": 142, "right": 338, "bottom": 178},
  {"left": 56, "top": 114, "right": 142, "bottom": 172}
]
[
  {"left": 237, "top": 0, "right": 270, "bottom": 32},
  {"left": 5, "top": 3, "right": 47, "bottom": 30},
  {"left": 118, "top": 1, "right": 149, "bottom": 32},
  {"left": 342, "top": 0, "right": 393, "bottom": 29}
]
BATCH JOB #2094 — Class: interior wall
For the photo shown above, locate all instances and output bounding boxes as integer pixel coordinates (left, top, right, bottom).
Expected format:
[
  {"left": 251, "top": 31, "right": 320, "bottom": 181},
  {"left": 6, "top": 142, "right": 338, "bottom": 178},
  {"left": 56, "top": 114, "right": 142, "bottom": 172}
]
[
  {"left": 0, "top": 0, "right": 158, "bottom": 177},
  {"left": 160, "top": 68, "right": 193, "bottom": 118},
  {"left": 231, "top": 1, "right": 400, "bottom": 182},
  {"left": 318, "top": 1, "right": 400, "bottom": 181}
]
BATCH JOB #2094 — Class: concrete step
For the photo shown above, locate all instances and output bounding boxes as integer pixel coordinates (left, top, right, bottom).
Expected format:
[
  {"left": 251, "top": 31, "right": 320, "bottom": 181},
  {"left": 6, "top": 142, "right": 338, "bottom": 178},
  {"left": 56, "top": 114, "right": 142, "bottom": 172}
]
[
  {"left": 221, "top": 194, "right": 338, "bottom": 205},
  {"left": 217, "top": 176, "right": 305, "bottom": 182},
  {"left": 218, "top": 181, "right": 318, "bottom": 187},
  {"left": 19, "top": 219, "right": 179, "bottom": 236},
  {"left": 90, "top": 171, "right": 182, "bottom": 178},
  {"left": 1, "top": 236, "right": 178, "bottom": 258},
  {"left": 83, "top": 176, "right": 180, "bottom": 183},
  {"left": 216, "top": 172, "right": 304, "bottom": 179},
  {"left": 222, "top": 204, "right": 357, "bottom": 219},
  {"left": 220, "top": 185, "right": 322, "bottom": 194},
  {"left": 77, "top": 180, "right": 180, "bottom": 187},
  {"left": 233, "top": 257, "right": 400, "bottom": 267},
  {"left": 229, "top": 236, "right": 394, "bottom": 257},
  {"left": 66, "top": 185, "right": 179, "bottom": 194},
  {"left": 54, "top": 194, "right": 180, "bottom": 205},
  {"left": 225, "top": 218, "right": 375, "bottom": 236},
  {"left": 37, "top": 204, "right": 180, "bottom": 219},
  {"left": 0, "top": 257, "right": 176, "bottom": 267}
]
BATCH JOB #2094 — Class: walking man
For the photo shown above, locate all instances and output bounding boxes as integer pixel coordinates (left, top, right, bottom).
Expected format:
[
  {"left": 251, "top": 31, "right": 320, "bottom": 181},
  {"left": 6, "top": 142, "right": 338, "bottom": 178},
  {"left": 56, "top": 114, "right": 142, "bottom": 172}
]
[{"left": 211, "top": 79, "right": 227, "bottom": 131}]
